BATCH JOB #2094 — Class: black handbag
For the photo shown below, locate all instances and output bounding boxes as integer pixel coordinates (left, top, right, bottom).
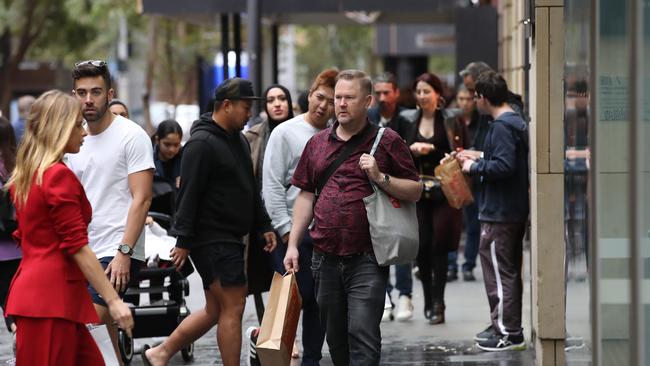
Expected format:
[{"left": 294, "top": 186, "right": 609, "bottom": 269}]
[
  {"left": 419, "top": 171, "right": 445, "bottom": 203},
  {"left": 0, "top": 179, "right": 17, "bottom": 241}
]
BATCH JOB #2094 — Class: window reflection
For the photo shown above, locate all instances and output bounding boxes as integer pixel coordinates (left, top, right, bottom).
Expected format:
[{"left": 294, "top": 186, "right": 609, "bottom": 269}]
[{"left": 564, "top": 0, "right": 591, "bottom": 359}]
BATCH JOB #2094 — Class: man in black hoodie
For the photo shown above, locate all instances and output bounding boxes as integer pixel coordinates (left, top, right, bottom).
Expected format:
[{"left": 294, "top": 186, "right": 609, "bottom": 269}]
[
  {"left": 143, "top": 78, "right": 277, "bottom": 366},
  {"left": 456, "top": 71, "right": 529, "bottom": 352}
]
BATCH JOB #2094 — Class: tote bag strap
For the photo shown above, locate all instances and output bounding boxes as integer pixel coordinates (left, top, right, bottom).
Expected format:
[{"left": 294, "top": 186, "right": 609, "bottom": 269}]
[
  {"left": 367, "top": 128, "right": 386, "bottom": 192},
  {"left": 369, "top": 127, "right": 385, "bottom": 157}
]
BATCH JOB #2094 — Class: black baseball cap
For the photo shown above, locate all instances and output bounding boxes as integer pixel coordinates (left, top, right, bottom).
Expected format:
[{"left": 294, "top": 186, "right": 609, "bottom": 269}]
[{"left": 214, "top": 77, "right": 264, "bottom": 101}]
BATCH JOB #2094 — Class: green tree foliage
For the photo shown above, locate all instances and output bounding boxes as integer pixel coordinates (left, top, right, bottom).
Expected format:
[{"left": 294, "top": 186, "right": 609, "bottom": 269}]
[
  {"left": 0, "top": 0, "right": 218, "bottom": 116},
  {"left": 0, "top": 0, "right": 142, "bottom": 113},
  {"left": 294, "top": 25, "right": 379, "bottom": 89}
]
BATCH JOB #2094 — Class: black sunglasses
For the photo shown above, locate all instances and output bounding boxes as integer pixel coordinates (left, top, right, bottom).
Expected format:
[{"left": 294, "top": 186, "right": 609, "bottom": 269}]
[{"left": 74, "top": 60, "right": 107, "bottom": 68}]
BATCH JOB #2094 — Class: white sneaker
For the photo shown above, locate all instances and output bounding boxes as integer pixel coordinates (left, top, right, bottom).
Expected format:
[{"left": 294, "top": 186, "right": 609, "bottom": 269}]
[
  {"left": 381, "top": 308, "right": 394, "bottom": 322},
  {"left": 395, "top": 295, "right": 414, "bottom": 321}
]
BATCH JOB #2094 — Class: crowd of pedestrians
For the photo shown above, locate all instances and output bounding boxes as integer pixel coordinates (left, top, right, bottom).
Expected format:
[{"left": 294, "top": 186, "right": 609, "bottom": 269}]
[{"left": 0, "top": 58, "right": 529, "bottom": 365}]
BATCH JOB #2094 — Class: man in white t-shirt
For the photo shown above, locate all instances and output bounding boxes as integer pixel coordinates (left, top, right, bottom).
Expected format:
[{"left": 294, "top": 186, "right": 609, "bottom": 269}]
[{"left": 68, "top": 60, "right": 154, "bottom": 364}]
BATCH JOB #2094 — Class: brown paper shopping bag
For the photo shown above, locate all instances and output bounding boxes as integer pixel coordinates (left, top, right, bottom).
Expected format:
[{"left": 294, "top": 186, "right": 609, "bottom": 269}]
[
  {"left": 257, "top": 271, "right": 303, "bottom": 366},
  {"left": 434, "top": 157, "right": 474, "bottom": 209}
]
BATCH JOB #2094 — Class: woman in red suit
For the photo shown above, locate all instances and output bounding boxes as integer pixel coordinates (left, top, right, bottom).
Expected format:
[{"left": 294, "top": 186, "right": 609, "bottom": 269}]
[{"left": 5, "top": 90, "right": 134, "bottom": 365}]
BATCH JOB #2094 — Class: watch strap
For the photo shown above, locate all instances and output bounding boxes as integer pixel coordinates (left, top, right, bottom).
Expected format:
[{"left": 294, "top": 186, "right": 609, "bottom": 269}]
[{"left": 118, "top": 243, "right": 134, "bottom": 256}]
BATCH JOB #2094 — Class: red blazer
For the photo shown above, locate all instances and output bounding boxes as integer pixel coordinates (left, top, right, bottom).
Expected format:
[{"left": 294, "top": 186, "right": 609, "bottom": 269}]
[{"left": 6, "top": 162, "right": 99, "bottom": 324}]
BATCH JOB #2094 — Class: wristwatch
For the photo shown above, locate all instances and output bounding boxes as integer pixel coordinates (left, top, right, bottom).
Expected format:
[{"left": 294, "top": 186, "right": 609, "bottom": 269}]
[
  {"left": 382, "top": 174, "right": 390, "bottom": 186},
  {"left": 117, "top": 243, "right": 134, "bottom": 256}
]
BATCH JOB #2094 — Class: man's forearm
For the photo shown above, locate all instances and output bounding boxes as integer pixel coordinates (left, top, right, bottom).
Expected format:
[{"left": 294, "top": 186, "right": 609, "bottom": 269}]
[
  {"left": 122, "top": 197, "right": 151, "bottom": 249},
  {"left": 287, "top": 191, "right": 314, "bottom": 249},
  {"left": 377, "top": 175, "right": 423, "bottom": 202}
]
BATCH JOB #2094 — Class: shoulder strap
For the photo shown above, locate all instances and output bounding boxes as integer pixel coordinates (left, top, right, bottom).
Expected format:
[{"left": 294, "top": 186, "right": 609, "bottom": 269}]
[
  {"left": 314, "top": 125, "right": 376, "bottom": 205},
  {"left": 369, "top": 127, "right": 385, "bottom": 156}
]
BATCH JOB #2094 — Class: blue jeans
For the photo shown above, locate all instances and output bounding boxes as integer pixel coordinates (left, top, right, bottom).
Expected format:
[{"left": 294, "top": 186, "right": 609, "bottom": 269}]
[
  {"left": 448, "top": 199, "right": 480, "bottom": 272},
  {"left": 271, "top": 233, "right": 325, "bottom": 366},
  {"left": 312, "top": 250, "right": 388, "bottom": 366},
  {"left": 386, "top": 263, "right": 412, "bottom": 300},
  {"left": 88, "top": 256, "right": 141, "bottom": 307}
]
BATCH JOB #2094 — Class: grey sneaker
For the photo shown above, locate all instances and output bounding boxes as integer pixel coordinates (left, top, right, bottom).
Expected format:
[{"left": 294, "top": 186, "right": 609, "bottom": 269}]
[
  {"left": 564, "top": 336, "right": 585, "bottom": 351},
  {"left": 477, "top": 333, "right": 526, "bottom": 352},
  {"left": 474, "top": 325, "right": 496, "bottom": 342}
]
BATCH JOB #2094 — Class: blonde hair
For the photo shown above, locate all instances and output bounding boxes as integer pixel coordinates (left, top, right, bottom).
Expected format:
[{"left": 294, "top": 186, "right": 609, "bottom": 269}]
[{"left": 7, "top": 90, "right": 82, "bottom": 207}]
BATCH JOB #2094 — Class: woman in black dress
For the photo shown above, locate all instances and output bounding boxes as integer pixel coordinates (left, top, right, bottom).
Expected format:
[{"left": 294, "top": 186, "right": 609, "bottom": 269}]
[{"left": 404, "top": 72, "right": 467, "bottom": 324}]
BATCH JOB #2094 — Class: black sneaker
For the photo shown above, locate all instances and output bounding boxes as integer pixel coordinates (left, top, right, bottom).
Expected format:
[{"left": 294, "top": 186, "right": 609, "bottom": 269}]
[
  {"left": 477, "top": 333, "right": 526, "bottom": 352},
  {"left": 246, "top": 326, "right": 262, "bottom": 366},
  {"left": 474, "top": 325, "right": 496, "bottom": 342}
]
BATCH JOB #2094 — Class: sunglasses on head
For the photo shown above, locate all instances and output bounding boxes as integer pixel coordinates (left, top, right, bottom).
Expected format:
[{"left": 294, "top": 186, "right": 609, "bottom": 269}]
[{"left": 74, "top": 60, "right": 106, "bottom": 68}]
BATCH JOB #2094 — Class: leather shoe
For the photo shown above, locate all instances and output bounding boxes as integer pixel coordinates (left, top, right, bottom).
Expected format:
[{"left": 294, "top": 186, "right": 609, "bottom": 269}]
[
  {"left": 424, "top": 307, "right": 433, "bottom": 320},
  {"left": 429, "top": 302, "right": 445, "bottom": 325}
]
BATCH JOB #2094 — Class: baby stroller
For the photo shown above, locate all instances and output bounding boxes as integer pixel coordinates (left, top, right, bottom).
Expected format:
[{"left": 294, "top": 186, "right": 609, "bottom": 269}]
[{"left": 117, "top": 176, "right": 195, "bottom": 364}]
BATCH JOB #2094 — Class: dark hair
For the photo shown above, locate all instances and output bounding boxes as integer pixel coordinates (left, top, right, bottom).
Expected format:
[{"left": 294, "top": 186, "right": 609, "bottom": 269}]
[
  {"left": 475, "top": 70, "right": 509, "bottom": 106},
  {"left": 413, "top": 72, "right": 444, "bottom": 96},
  {"left": 0, "top": 116, "right": 16, "bottom": 175},
  {"left": 374, "top": 72, "right": 398, "bottom": 90},
  {"left": 108, "top": 99, "right": 127, "bottom": 109},
  {"left": 263, "top": 84, "right": 294, "bottom": 123},
  {"left": 336, "top": 69, "right": 373, "bottom": 97},
  {"left": 72, "top": 62, "right": 112, "bottom": 90},
  {"left": 156, "top": 119, "right": 183, "bottom": 140},
  {"left": 297, "top": 91, "right": 309, "bottom": 114},
  {"left": 309, "top": 69, "right": 339, "bottom": 94}
]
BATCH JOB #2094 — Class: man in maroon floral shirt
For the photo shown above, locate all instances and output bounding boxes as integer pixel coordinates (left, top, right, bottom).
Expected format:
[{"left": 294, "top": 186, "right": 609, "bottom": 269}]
[{"left": 284, "top": 70, "right": 422, "bottom": 365}]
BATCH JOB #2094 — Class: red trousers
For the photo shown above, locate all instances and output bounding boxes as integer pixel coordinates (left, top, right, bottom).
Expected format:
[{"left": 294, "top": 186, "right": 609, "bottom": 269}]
[{"left": 15, "top": 317, "right": 104, "bottom": 366}]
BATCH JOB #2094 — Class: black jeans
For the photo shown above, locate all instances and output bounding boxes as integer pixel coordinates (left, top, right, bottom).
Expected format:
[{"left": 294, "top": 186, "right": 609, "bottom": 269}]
[{"left": 312, "top": 250, "right": 388, "bottom": 366}]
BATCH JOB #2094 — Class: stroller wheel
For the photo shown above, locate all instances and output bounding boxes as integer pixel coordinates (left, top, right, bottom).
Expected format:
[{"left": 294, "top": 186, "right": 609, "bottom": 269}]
[
  {"left": 181, "top": 342, "right": 194, "bottom": 361},
  {"left": 118, "top": 330, "right": 134, "bottom": 364}
]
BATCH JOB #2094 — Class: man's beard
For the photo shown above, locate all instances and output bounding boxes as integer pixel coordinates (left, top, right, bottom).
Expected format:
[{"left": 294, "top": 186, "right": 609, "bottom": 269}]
[
  {"left": 379, "top": 101, "right": 392, "bottom": 114},
  {"left": 84, "top": 101, "right": 108, "bottom": 122}
]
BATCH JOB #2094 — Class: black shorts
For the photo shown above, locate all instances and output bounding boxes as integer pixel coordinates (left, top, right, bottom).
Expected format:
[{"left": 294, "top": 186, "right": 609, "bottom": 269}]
[{"left": 190, "top": 242, "right": 246, "bottom": 289}]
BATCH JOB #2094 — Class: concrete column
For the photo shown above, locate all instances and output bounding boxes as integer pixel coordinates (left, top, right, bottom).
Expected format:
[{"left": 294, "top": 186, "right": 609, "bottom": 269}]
[{"left": 530, "top": 1, "right": 566, "bottom": 365}]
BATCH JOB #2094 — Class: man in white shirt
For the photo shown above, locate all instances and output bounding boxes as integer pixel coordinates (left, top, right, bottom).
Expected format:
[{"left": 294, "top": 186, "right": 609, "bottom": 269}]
[{"left": 68, "top": 60, "right": 154, "bottom": 365}]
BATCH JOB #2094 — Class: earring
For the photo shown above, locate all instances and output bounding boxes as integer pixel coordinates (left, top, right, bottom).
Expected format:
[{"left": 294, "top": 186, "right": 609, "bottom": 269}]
[{"left": 437, "top": 96, "right": 446, "bottom": 110}]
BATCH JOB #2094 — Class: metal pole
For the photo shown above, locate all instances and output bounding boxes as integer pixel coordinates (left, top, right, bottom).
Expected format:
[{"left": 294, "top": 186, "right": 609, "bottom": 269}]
[
  {"left": 221, "top": 13, "right": 230, "bottom": 81},
  {"left": 628, "top": 0, "right": 644, "bottom": 363},
  {"left": 271, "top": 23, "right": 279, "bottom": 84},
  {"left": 588, "top": 0, "right": 601, "bottom": 364},
  {"left": 234, "top": 13, "right": 242, "bottom": 77},
  {"left": 247, "top": 0, "right": 261, "bottom": 115}
]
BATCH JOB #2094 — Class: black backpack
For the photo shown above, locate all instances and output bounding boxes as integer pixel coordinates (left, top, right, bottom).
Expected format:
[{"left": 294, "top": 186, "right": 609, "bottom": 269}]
[{"left": 0, "top": 177, "right": 17, "bottom": 241}]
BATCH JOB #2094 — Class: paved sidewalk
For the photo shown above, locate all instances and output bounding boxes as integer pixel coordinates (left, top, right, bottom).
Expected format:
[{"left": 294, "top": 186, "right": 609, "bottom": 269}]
[{"left": 0, "top": 250, "right": 541, "bottom": 365}]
